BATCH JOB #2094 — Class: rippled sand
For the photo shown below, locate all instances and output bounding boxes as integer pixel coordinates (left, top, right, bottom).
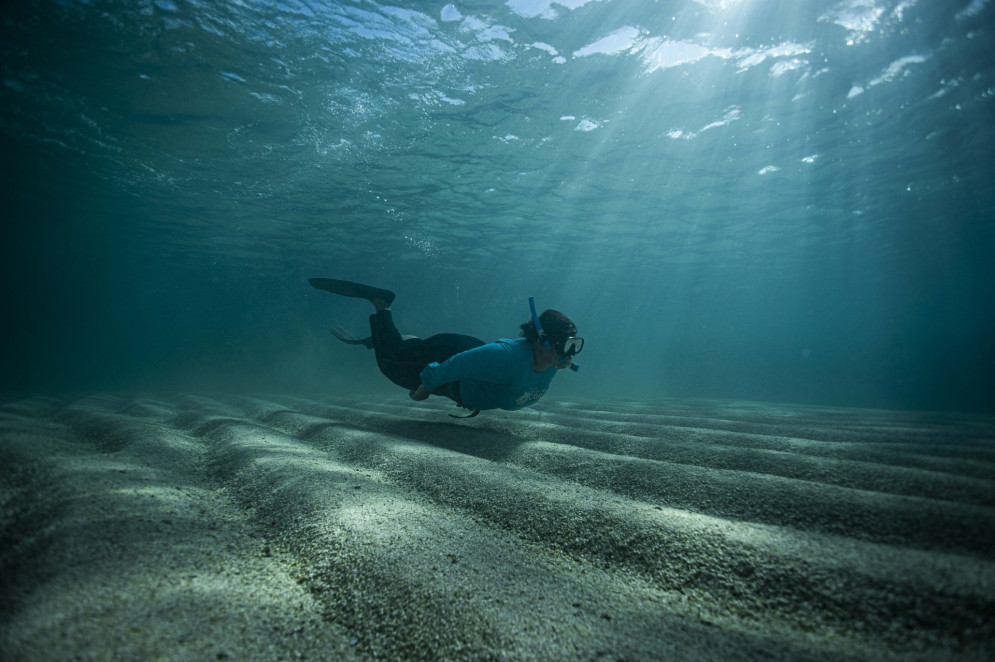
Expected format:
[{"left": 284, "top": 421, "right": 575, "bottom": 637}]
[{"left": 1, "top": 394, "right": 993, "bottom": 661}]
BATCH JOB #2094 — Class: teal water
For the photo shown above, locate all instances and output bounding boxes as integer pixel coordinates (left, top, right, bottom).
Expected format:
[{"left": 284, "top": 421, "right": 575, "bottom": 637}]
[{"left": 2, "top": 0, "right": 993, "bottom": 411}]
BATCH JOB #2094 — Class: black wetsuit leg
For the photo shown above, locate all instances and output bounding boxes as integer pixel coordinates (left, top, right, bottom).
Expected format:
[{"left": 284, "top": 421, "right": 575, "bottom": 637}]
[{"left": 369, "top": 310, "right": 484, "bottom": 394}]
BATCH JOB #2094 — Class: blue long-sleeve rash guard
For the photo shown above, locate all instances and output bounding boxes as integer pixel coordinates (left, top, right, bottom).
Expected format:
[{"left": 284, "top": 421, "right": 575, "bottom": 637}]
[{"left": 419, "top": 338, "right": 557, "bottom": 411}]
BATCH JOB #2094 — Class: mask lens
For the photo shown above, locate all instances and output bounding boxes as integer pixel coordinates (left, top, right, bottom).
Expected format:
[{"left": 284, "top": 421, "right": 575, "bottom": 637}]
[{"left": 560, "top": 337, "right": 584, "bottom": 356}]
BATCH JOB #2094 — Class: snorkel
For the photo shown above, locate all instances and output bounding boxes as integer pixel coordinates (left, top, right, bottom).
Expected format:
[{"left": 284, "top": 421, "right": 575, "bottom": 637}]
[{"left": 529, "top": 296, "right": 580, "bottom": 372}]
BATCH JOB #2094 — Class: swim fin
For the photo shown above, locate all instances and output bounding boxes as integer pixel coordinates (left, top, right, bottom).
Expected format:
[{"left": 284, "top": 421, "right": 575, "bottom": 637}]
[
  {"left": 330, "top": 327, "right": 374, "bottom": 349},
  {"left": 308, "top": 278, "right": 396, "bottom": 306}
]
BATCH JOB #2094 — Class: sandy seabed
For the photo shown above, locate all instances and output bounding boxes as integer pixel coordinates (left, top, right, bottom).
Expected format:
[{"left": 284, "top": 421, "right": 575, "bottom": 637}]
[{"left": 0, "top": 393, "right": 992, "bottom": 661}]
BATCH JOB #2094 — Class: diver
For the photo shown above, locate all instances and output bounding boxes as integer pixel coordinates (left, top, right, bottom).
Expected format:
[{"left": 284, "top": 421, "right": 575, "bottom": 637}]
[{"left": 309, "top": 278, "right": 583, "bottom": 417}]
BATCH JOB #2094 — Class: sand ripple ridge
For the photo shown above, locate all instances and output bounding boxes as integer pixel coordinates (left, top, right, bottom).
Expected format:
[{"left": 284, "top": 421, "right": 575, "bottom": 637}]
[{"left": 1, "top": 393, "right": 993, "bottom": 661}]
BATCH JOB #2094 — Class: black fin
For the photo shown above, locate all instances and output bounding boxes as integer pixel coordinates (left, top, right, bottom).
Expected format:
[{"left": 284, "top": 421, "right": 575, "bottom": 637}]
[
  {"left": 308, "top": 278, "right": 395, "bottom": 305},
  {"left": 330, "top": 327, "right": 374, "bottom": 349}
]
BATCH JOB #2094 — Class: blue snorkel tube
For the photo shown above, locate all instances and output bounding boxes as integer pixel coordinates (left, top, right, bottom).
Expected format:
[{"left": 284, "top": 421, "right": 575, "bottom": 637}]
[{"left": 529, "top": 296, "right": 580, "bottom": 372}]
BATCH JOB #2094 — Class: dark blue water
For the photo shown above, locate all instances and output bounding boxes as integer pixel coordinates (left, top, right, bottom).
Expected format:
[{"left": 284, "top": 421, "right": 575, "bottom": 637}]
[{"left": 2, "top": 0, "right": 993, "bottom": 411}]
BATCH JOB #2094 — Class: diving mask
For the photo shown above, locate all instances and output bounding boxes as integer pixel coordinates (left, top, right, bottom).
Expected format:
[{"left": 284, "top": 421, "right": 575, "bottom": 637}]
[{"left": 556, "top": 336, "right": 584, "bottom": 357}]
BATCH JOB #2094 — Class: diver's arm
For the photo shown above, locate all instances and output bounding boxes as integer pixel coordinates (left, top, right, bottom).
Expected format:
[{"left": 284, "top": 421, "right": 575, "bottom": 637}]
[{"left": 409, "top": 385, "right": 430, "bottom": 400}]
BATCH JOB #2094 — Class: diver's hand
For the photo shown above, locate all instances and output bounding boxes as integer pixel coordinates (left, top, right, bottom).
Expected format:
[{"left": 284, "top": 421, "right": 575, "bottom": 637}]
[{"left": 409, "top": 385, "right": 430, "bottom": 401}]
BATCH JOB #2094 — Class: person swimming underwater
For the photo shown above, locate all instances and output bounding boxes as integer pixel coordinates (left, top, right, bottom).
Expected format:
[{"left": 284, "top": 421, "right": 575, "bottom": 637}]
[{"left": 309, "top": 278, "right": 583, "bottom": 417}]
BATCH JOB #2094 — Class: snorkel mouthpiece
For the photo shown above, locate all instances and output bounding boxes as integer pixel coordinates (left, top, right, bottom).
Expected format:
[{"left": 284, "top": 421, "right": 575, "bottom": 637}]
[{"left": 529, "top": 296, "right": 580, "bottom": 373}]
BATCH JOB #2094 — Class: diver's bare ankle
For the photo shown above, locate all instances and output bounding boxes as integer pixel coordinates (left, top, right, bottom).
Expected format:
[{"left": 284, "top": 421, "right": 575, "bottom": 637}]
[{"left": 372, "top": 298, "right": 390, "bottom": 312}]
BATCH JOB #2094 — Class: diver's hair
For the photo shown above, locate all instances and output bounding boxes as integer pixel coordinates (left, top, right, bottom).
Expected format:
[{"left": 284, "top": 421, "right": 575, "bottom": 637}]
[{"left": 520, "top": 309, "right": 577, "bottom": 343}]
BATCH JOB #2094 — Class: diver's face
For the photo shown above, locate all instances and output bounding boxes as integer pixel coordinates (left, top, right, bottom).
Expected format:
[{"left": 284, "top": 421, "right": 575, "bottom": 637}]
[
  {"left": 551, "top": 332, "right": 581, "bottom": 369},
  {"left": 532, "top": 340, "right": 560, "bottom": 370},
  {"left": 533, "top": 340, "right": 572, "bottom": 370}
]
